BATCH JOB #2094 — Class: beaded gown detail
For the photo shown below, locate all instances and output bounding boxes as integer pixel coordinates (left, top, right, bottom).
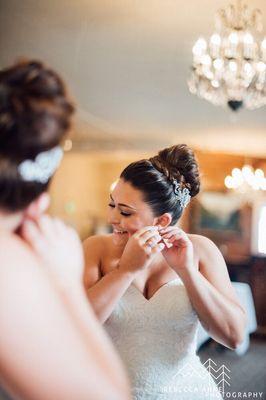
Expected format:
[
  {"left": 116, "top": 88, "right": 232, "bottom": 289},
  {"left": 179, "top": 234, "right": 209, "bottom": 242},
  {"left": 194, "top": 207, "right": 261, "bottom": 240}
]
[{"left": 104, "top": 277, "right": 222, "bottom": 399}]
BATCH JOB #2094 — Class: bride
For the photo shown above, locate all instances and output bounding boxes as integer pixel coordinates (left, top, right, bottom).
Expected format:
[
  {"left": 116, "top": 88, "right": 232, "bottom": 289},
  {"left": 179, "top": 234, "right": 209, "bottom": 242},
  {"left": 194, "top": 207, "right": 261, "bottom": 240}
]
[{"left": 83, "top": 144, "right": 246, "bottom": 399}]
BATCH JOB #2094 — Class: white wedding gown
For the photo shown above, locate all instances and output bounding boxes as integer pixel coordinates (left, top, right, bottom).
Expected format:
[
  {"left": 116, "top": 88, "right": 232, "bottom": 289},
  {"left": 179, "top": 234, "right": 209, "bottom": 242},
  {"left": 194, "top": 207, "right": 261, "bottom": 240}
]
[{"left": 104, "top": 277, "right": 223, "bottom": 400}]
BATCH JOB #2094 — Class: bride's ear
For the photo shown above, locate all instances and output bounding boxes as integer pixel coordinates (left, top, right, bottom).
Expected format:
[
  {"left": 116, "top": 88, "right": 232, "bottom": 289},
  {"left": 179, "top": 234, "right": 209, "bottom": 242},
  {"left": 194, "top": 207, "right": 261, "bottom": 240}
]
[{"left": 154, "top": 213, "right": 172, "bottom": 228}]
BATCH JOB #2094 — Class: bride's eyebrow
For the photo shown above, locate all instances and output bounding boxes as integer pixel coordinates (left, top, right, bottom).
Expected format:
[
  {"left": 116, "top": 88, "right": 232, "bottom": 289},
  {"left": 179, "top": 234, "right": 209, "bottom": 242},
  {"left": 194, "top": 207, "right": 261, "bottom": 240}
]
[{"left": 109, "top": 194, "right": 136, "bottom": 211}]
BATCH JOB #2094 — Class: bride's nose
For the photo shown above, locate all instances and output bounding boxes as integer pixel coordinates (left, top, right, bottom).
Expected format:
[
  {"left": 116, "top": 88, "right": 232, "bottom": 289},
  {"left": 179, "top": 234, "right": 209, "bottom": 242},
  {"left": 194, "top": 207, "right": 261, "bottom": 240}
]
[{"left": 107, "top": 207, "right": 121, "bottom": 225}]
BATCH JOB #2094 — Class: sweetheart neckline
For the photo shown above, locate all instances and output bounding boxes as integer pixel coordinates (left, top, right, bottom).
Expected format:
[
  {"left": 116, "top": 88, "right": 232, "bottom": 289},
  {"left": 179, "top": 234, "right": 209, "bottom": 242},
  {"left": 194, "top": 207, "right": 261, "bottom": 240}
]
[{"left": 130, "top": 277, "right": 182, "bottom": 302}]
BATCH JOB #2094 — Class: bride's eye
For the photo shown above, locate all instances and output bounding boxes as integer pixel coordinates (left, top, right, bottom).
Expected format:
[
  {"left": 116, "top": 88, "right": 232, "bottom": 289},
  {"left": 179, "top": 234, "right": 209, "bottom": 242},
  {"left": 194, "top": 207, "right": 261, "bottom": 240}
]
[
  {"left": 108, "top": 203, "right": 115, "bottom": 208},
  {"left": 120, "top": 211, "right": 131, "bottom": 217}
]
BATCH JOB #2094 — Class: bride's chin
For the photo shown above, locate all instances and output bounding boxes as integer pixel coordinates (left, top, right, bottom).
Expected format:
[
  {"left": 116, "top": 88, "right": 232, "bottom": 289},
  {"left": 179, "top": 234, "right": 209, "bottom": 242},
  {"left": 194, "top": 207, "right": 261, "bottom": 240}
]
[{"left": 112, "top": 232, "right": 129, "bottom": 246}]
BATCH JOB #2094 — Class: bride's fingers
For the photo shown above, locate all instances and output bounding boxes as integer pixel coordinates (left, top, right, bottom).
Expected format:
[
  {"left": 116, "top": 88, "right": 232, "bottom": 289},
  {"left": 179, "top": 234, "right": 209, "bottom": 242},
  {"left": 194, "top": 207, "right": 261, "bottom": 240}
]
[
  {"left": 161, "top": 231, "right": 183, "bottom": 239},
  {"left": 139, "top": 231, "right": 161, "bottom": 245},
  {"left": 54, "top": 217, "right": 68, "bottom": 236},
  {"left": 150, "top": 242, "right": 165, "bottom": 254},
  {"left": 35, "top": 215, "right": 56, "bottom": 242},
  {"left": 161, "top": 229, "right": 188, "bottom": 239},
  {"left": 159, "top": 226, "right": 181, "bottom": 232},
  {"left": 143, "top": 234, "right": 162, "bottom": 249},
  {"left": 162, "top": 232, "right": 190, "bottom": 247},
  {"left": 135, "top": 226, "right": 158, "bottom": 239},
  {"left": 168, "top": 236, "right": 188, "bottom": 246},
  {"left": 167, "top": 235, "right": 182, "bottom": 242},
  {"left": 21, "top": 220, "right": 46, "bottom": 253},
  {"left": 159, "top": 227, "right": 183, "bottom": 236}
]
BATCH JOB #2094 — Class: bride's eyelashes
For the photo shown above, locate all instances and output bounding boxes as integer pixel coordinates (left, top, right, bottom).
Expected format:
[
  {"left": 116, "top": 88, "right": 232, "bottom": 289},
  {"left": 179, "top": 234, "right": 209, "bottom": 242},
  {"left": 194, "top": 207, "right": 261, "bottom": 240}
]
[
  {"left": 120, "top": 212, "right": 131, "bottom": 217},
  {"left": 108, "top": 203, "right": 132, "bottom": 217}
]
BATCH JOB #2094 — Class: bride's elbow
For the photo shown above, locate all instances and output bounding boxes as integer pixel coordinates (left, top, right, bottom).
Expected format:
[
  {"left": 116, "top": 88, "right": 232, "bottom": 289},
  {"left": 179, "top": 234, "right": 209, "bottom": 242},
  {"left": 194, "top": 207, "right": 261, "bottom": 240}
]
[
  {"left": 227, "top": 334, "right": 244, "bottom": 350},
  {"left": 228, "top": 309, "right": 247, "bottom": 350}
]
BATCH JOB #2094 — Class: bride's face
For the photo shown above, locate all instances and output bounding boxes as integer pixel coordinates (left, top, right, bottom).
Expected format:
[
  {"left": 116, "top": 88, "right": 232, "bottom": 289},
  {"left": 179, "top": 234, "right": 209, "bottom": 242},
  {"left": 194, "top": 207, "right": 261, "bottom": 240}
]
[{"left": 107, "top": 178, "right": 155, "bottom": 246}]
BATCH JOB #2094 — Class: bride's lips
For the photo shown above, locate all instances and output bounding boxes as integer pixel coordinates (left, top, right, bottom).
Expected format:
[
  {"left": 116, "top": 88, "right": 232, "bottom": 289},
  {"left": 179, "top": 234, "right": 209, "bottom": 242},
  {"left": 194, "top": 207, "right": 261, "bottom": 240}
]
[{"left": 112, "top": 227, "right": 128, "bottom": 236}]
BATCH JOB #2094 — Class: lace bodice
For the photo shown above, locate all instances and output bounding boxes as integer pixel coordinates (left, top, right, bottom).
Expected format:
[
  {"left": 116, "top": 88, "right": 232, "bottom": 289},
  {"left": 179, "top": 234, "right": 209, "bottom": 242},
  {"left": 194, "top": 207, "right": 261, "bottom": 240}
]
[{"left": 104, "top": 277, "right": 222, "bottom": 399}]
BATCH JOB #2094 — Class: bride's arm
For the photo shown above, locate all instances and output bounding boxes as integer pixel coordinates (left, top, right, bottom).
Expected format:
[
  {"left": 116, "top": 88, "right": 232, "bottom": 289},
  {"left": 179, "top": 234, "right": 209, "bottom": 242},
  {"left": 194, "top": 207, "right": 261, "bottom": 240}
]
[
  {"left": 0, "top": 236, "right": 130, "bottom": 400},
  {"left": 83, "top": 228, "right": 163, "bottom": 323},
  {"left": 83, "top": 236, "right": 135, "bottom": 324},
  {"left": 178, "top": 235, "right": 246, "bottom": 350}
]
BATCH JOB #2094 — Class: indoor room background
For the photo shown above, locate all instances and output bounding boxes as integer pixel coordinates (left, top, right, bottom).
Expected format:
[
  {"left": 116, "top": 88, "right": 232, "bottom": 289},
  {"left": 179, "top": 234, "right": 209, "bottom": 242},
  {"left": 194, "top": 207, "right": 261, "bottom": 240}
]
[{"left": 1, "top": 0, "right": 266, "bottom": 397}]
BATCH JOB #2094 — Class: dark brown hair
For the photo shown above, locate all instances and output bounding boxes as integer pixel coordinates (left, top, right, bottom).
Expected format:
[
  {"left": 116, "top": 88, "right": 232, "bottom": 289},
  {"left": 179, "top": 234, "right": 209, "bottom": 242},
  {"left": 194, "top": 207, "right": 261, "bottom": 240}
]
[
  {"left": 120, "top": 144, "right": 200, "bottom": 224},
  {"left": 0, "top": 60, "right": 74, "bottom": 211}
]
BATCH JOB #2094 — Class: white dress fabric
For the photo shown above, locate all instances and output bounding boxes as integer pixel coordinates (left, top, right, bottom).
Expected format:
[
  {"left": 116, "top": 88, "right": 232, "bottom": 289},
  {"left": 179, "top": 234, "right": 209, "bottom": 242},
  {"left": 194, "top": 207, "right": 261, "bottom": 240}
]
[{"left": 104, "top": 277, "right": 223, "bottom": 400}]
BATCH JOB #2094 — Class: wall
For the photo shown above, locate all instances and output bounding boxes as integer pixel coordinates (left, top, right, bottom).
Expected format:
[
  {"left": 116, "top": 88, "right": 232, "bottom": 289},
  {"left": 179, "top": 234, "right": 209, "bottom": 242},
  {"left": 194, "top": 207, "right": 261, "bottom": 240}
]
[{"left": 49, "top": 151, "right": 145, "bottom": 238}]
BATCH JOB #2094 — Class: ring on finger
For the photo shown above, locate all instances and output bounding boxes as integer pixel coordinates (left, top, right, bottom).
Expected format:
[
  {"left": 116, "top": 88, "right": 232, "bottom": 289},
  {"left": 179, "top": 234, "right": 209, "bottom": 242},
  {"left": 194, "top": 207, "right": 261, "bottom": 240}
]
[{"left": 146, "top": 239, "right": 155, "bottom": 248}]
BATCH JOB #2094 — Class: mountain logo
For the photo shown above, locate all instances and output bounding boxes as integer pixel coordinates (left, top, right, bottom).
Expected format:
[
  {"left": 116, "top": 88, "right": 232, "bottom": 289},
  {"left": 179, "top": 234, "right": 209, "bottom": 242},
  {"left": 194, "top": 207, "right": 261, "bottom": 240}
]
[
  {"left": 170, "top": 358, "right": 230, "bottom": 396},
  {"left": 203, "top": 358, "right": 230, "bottom": 395}
]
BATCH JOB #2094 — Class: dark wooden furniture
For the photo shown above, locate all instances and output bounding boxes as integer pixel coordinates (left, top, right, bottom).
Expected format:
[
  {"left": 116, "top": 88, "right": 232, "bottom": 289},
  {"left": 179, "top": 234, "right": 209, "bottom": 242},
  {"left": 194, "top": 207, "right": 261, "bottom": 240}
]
[
  {"left": 227, "top": 257, "right": 266, "bottom": 336},
  {"left": 249, "top": 257, "right": 266, "bottom": 335}
]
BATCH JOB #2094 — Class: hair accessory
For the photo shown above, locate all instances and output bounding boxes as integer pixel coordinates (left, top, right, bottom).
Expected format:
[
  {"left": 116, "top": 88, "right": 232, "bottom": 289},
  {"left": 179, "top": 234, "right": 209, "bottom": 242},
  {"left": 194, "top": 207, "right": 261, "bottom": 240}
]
[
  {"left": 172, "top": 179, "right": 191, "bottom": 209},
  {"left": 18, "top": 146, "right": 63, "bottom": 184}
]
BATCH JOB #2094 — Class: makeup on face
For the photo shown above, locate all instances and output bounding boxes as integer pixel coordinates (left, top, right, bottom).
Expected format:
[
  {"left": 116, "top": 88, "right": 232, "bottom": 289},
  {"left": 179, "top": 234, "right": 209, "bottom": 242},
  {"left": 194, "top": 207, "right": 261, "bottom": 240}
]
[{"left": 108, "top": 179, "right": 159, "bottom": 244}]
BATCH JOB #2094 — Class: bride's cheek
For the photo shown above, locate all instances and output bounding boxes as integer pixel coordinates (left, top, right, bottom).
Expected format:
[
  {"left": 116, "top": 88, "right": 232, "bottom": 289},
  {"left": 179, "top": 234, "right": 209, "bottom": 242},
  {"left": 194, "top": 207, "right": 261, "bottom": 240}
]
[{"left": 126, "top": 219, "right": 143, "bottom": 233}]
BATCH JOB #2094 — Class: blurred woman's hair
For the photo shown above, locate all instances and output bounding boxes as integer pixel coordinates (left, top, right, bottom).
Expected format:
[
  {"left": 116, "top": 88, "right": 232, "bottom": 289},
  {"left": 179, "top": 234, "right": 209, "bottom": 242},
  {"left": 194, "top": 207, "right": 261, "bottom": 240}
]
[{"left": 0, "top": 60, "right": 74, "bottom": 211}]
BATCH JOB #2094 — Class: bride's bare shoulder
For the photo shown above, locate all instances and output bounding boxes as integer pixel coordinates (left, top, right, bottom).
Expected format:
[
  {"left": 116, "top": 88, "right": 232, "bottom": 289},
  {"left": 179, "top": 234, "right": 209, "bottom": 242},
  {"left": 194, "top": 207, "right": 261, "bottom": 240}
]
[
  {"left": 82, "top": 235, "right": 114, "bottom": 287},
  {"left": 0, "top": 233, "right": 39, "bottom": 275},
  {"left": 0, "top": 234, "right": 47, "bottom": 292},
  {"left": 83, "top": 234, "right": 113, "bottom": 256}
]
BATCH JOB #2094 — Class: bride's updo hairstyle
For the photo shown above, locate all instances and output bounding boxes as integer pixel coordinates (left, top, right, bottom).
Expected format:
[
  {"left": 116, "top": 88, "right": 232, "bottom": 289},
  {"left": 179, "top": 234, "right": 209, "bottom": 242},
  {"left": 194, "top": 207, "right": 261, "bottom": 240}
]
[
  {"left": 0, "top": 60, "right": 74, "bottom": 211},
  {"left": 120, "top": 144, "right": 200, "bottom": 224}
]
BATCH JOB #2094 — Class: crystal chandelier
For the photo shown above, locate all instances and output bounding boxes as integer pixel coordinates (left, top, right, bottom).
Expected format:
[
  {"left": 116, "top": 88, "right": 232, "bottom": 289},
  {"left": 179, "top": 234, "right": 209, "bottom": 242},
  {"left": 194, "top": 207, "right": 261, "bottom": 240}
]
[
  {"left": 225, "top": 165, "right": 266, "bottom": 192},
  {"left": 188, "top": 0, "right": 266, "bottom": 111}
]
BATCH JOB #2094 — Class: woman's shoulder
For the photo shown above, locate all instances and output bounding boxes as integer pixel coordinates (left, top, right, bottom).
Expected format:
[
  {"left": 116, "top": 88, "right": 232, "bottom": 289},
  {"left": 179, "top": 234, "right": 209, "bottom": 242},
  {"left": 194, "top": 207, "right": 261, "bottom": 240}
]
[
  {"left": 83, "top": 234, "right": 112, "bottom": 250},
  {"left": 0, "top": 234, "right": 40, "bottom": 284},
  {"left": 188, "top": 233, "right": 221, "bottom": 258},
  {"left": 83, "top": 234, "right": 113, "bottom": 259},
  {"left": 82, "top": 235, "right": 114, "bottom": 285},
  {"left": 0, "top": 232, "right": 39, "bottom": 274}
]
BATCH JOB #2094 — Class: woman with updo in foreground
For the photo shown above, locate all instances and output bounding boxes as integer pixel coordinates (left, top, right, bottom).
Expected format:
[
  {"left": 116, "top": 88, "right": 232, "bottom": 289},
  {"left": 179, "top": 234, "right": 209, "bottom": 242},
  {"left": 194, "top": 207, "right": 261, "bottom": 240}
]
[
  {"left": 83, "top": 144, "right": 246, "bottom": 400},
  {"left": 0, "top": 60, "right": 130, "bottom": 400}
]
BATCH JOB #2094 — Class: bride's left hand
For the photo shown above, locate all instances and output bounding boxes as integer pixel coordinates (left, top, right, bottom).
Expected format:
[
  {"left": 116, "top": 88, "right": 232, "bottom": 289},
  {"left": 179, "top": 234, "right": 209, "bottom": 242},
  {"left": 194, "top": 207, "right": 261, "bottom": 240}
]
[{"left": 159, "top": 227, "right": 197, "bottom": 274}]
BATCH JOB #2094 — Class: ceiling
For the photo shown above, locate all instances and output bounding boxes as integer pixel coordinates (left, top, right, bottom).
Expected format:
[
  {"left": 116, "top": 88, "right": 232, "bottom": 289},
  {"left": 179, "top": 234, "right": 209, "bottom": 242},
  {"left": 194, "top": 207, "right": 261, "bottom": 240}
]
[{"left": 0, "top": 0, "right": 266, "bottom": 155}]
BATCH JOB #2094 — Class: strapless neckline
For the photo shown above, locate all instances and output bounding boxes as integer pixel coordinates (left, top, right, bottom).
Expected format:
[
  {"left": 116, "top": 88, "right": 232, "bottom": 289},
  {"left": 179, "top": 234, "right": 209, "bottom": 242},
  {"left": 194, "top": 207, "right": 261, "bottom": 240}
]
[
  {"left": 104, "top": 273, "right": 222, "bottom": 399},
  {"left": 130, "top": 277, "right": 183, "bottom": 302}
]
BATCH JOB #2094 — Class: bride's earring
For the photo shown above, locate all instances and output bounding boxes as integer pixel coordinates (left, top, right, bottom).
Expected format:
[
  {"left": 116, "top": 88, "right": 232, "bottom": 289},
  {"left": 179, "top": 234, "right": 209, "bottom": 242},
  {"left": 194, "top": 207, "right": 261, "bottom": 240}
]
[{"left": 156, "top": 225, "right": 173, "bottom": 249}]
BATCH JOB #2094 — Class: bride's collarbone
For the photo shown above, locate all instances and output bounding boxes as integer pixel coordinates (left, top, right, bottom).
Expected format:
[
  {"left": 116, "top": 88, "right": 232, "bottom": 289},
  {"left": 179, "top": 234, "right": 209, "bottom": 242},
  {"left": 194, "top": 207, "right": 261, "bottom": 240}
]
[
  {"left": 101, "top": 257, "right": 120, "bottom": 275},
  {"left": 102, "top": 261, "right": 177, "bottom": 299},
  {"left": 100, "top": 241, "right": 177, "bottom": 294}
]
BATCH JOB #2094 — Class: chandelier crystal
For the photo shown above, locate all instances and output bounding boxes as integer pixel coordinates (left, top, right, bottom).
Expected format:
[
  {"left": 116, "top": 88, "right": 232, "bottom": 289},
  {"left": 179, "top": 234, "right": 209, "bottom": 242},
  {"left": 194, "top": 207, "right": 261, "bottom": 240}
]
[{"left": 188, "top": 0, "right": 266, "bottom": 111}]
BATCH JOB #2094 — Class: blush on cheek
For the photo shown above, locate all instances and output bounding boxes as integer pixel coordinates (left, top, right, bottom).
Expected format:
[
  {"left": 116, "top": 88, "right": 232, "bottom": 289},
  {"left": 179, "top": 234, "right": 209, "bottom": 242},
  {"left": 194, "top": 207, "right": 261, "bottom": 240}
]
[
  {"left": 127, "top": 220, "right": 151, "bottom": 235},
  {"left": 124, "top": 210, "right": 155, "bottom": 235}
]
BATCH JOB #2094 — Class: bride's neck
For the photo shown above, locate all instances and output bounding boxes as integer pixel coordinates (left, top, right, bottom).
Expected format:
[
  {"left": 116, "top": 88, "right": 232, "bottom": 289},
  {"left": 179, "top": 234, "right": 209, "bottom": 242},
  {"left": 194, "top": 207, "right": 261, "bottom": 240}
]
[{"left": 0, "top": 209, "right": 23, "bottom": 234}]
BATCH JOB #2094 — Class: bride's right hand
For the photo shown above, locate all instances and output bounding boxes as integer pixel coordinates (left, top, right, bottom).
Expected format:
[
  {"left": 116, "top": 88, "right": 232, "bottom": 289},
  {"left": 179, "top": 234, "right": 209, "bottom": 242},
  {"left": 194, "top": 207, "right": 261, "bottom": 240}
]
[
  {"left": 118, "top": 226, "right": 165, "bottom": 275},
  {"left": 20, "top": 215, "right": 84, "bottom": 288}
]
